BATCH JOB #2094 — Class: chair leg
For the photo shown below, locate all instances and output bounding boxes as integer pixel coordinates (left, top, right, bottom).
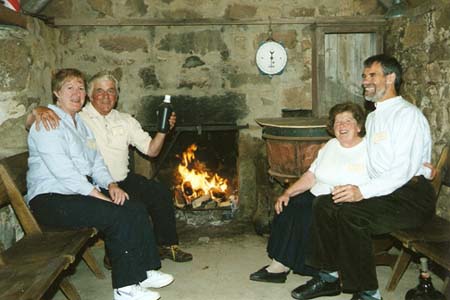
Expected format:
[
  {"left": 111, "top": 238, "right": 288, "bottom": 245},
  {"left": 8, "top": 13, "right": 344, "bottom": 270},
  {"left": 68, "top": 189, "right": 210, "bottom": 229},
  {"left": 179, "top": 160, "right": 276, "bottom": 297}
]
[
  {"left": 59, "top": 277, "right": 81, "bottom": 300},
  {"left": 386, "top": 248, "right": 412, "bottom": 291},
  {"left": 443, "top": 276, "right": 450, "bottom": 300},
  {"left": 82, "top": 247, "right": 106, "bottom": 279}
]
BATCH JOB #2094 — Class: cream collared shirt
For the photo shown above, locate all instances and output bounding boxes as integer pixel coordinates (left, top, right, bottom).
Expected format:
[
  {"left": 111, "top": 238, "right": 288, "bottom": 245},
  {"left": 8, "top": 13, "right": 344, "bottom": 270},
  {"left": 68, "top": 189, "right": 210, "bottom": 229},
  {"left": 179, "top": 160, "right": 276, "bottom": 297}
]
[{"left": 79, "top": 102, "right": 152, "bottom": 181}]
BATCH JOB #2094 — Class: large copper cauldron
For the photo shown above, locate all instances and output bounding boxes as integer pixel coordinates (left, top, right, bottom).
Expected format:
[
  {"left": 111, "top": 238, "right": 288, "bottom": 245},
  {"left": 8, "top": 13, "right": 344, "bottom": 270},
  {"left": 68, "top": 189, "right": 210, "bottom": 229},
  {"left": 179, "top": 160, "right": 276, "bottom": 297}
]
[{"left": 256, "top": 117, "right": 331, "bottom": 185}]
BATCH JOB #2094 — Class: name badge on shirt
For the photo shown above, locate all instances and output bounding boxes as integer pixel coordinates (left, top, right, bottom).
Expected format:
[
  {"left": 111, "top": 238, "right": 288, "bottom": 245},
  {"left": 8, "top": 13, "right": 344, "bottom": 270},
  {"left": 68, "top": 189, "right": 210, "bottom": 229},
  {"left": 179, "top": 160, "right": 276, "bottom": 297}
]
[
  {"left": 346, "top": 163, "right": 365, "bottom": 173},
  {"left": 373, "top": 131, "right": 388, "bottom": 144},
  {"left": 86, "top": 138, "right": 97, "bottom": 150}
]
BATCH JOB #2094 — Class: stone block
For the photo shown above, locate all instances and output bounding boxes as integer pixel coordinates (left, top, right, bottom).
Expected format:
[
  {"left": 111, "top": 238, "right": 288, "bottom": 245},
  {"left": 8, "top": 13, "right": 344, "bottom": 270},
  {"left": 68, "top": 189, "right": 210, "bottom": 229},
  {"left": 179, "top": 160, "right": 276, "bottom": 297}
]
[
  {"left": 99, "top": 36, "right": 148, "bottom": 53},
  {"left": 224, "top": 4, "right": 257, "bottom": 19},
  {"left": 0, "top": 40, "right": 30, "bottom": 91},
  {"left": 158, "top": 30, "right": 228, "bottom": 55}
]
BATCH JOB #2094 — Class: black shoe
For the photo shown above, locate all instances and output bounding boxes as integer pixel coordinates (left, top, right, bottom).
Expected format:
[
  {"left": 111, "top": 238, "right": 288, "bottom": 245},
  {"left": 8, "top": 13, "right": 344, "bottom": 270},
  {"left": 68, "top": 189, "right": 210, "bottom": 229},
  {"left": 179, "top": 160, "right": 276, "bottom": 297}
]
[
  {"left": 249, "top": 265, "right": 289, "bottom": 283},
  {"left": 350, "top": 293, "right": 383, "bottom": 300},
  {"left": 291, "top": 277, "right": 341, "bottom": 299},
  {"left": 159, "top": 245, "right": 193, "bottom": 262}
]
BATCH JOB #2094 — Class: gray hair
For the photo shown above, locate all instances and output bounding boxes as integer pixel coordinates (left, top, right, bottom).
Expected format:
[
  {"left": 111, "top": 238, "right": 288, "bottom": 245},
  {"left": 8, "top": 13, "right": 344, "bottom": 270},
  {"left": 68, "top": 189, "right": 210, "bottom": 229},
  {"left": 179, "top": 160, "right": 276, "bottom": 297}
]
[{"left": 87, "top": 71, "right": 120, "bottom": 97}]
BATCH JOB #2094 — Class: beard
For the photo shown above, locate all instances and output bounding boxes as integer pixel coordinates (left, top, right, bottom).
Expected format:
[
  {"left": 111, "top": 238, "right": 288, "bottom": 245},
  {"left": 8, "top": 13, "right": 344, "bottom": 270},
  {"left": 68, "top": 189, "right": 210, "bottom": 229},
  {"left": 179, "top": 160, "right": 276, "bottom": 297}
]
[{"left": 363, "top": 83, "right": 386, "bottom": 103}]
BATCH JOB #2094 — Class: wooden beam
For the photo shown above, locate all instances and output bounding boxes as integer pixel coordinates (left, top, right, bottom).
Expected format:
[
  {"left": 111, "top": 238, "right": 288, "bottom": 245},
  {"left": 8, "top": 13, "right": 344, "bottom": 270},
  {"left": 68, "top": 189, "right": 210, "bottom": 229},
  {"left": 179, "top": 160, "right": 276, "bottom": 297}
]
[
  {"left": 53, "top": 16, "right": 386, "bottom": 27},
  {"left": 0, "top": 6, "right": 28, "bottom": 29}
]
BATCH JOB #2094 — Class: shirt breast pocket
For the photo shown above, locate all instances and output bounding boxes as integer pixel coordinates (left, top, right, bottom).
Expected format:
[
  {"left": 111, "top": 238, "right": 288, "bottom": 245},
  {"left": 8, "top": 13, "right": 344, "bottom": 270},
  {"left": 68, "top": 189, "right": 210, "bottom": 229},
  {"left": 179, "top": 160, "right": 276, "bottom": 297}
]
[{"left": 108, "top": 125, "right": 128, "bottom": 147}]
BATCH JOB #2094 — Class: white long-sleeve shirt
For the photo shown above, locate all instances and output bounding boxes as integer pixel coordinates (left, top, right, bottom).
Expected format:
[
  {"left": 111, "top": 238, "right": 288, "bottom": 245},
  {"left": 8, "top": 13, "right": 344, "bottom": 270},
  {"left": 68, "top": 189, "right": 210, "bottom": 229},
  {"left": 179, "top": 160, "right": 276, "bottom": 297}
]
[{"left": 359, "top": 96, "right": 432, "bottom": 199}]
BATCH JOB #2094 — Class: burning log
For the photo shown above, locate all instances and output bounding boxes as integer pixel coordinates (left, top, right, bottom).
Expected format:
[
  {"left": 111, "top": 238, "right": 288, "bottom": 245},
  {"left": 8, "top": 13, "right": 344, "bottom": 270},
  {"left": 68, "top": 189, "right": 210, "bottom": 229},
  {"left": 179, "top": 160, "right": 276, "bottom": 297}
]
[
  {"left": 192, "top": 194, "right": 211, "bottom": 208},
  {"left": 174, "top": 188, "right": 186, "bottom": 208},
  {"left": 210, "top": 187, "right": 226, "bottom": 202},
  {"left": 182, "top": 181, "right": 194, "bottom": 196},
  {"left": 218, "top": 200, "right": 231, "bottom": 207}
]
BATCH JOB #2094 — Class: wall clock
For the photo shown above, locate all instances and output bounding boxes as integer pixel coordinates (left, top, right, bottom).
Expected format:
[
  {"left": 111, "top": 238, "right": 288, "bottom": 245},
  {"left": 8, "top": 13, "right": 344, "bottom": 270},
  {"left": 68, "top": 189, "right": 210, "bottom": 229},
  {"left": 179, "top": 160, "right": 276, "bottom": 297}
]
[{"left": 255, "top": 40, "right": 288, "bottom": 76}]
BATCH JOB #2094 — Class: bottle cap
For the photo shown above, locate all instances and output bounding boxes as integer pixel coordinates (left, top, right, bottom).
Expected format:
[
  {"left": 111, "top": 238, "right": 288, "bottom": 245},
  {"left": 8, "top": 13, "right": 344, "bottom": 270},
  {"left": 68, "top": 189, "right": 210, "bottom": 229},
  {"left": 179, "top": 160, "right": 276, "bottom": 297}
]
[
  {"left": 420, "top": 257, "right": 429, "bottom": 272},
  {"left": 164, "top": 95, "right": 171, "bottom": 103}
]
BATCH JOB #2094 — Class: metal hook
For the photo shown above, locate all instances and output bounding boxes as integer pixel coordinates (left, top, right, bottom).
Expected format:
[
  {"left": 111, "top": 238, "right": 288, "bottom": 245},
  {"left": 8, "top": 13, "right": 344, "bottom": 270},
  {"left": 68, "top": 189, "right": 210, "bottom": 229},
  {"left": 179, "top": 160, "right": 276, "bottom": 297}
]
[{"left": 267, "top": 16, "right": 273, "bottom": 41}]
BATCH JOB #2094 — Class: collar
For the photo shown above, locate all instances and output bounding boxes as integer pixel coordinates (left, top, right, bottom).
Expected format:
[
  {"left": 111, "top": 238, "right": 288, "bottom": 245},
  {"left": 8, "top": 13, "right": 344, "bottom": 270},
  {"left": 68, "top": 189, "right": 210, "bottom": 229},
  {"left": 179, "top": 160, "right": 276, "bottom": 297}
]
[
  {"left": 83, "top": 102, "right": 118, "bottom": 120},
  {"left": 374, "top": 96, "right": 402, "bottom": 110},
  {"left": 48, "top": 104, "right": 82, "bottom": 124}
]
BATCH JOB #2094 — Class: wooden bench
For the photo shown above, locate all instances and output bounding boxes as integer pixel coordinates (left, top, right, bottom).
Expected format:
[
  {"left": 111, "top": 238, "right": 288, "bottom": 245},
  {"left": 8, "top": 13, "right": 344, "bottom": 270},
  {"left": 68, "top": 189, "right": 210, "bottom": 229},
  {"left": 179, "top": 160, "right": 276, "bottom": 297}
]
[
  {"left": 375, "top": 143, "right": 450, "bottom": 297},
  {"left": 0, "top": 152, "right": 105, "bottom": 300}
]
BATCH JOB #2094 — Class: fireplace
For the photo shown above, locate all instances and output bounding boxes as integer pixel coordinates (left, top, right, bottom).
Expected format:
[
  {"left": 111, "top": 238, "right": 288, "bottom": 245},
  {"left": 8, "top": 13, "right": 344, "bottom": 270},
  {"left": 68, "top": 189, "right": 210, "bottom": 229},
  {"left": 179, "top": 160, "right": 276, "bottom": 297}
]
[
  {"left": 135, "top": 94, "right": 255, "bottom": 224},
  {"left": 139, "top": 122, "right": 247, "bottom": 224}
]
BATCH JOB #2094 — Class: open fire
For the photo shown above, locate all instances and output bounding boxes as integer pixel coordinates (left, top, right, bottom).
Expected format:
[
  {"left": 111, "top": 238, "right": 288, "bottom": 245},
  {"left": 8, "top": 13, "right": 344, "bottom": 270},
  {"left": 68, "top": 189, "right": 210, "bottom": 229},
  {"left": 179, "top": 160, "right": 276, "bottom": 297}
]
[{"left": 173, "top": 144, "right": 238, "bottom": 209}]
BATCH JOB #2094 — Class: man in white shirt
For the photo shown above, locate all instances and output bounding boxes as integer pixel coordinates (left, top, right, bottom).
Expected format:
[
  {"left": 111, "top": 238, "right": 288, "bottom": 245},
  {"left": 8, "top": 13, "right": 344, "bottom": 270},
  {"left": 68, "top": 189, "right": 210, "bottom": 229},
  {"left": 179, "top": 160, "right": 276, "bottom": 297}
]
[
  {"left": 291, "top": 55, "right": 435, "bottom": 300},
  {"left": 27, "top": 71, "right": 192, "bottom": 264}
]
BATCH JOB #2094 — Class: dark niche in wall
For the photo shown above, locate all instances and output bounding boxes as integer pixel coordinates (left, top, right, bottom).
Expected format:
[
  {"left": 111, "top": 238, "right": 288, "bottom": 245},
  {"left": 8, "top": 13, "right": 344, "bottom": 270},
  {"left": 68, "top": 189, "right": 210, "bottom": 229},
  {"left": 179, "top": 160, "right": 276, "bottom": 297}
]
[{"left": 136, "top": 92, "right": 249, "bottom": 126}]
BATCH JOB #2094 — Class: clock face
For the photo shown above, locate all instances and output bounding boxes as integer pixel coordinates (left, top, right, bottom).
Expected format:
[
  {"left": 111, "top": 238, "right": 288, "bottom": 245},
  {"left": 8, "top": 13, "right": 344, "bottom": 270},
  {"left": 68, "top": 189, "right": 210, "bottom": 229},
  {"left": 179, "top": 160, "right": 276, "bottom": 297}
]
[{"left": 255, "top": 41, "right": 288, "bottom": 75}]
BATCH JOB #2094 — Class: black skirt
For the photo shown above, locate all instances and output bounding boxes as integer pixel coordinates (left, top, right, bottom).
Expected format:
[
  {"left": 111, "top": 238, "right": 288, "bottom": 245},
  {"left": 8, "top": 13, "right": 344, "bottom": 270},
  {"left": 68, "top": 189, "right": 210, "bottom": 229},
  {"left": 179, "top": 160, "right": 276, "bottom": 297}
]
[{"left": 267, "top": 191, "right": 319, "bottom": 276}]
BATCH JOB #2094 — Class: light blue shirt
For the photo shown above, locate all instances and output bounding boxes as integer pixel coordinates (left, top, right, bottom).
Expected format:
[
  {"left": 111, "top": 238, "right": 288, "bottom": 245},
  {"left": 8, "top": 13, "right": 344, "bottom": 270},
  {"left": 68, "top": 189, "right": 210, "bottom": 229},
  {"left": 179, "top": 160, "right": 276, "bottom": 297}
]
[{"left": 26, "top": 104, "right": 114, "bottom": 203}]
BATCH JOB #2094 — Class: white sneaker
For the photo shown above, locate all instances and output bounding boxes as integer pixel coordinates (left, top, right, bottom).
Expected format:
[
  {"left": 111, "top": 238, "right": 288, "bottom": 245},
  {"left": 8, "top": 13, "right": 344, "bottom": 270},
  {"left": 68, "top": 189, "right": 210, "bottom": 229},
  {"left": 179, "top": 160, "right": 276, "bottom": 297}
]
[
  {"left": 140, "top": 270, "right": 174, "bottom": 289},
  {"left": 113, "top": 284, "right": 160, "bottom": 300}
]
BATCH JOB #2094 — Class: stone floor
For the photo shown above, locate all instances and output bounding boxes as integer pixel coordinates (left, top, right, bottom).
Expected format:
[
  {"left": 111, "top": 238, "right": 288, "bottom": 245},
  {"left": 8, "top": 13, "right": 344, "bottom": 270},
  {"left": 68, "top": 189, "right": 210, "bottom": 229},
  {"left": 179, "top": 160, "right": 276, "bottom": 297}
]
[{"left": 47, "top": 220, "right": 444, "bottom": 300}]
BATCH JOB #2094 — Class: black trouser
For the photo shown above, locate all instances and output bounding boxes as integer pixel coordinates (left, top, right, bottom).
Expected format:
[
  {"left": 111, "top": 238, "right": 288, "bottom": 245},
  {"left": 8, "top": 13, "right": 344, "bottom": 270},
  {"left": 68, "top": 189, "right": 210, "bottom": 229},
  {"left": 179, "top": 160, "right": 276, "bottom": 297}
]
[
  {"left": 30, "top": 193, "right": 161, "bottom": 289},
  {"left": 307, "top": 176, "right": 436, "bottom": 292},
  {"left": 267, "top": 191, "right": 318, "bottom": 276},
  {"left": 118, "top": 173, "right": 178, "bottom": 246}
]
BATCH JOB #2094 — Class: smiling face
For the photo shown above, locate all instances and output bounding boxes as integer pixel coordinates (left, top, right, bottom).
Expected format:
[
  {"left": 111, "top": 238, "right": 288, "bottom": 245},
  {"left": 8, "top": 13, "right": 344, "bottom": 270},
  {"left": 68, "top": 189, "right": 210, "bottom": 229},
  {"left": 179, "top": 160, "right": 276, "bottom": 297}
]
[
  {"left": 362, "top": 62, "right": 396, "bottom": 103},
  {"left": 89, "top": 79, "right": 118, "bottom": 116},
  {"left": 333, "top": 111, "right": 362, "bottom": 148},
  {"left": 54, "top": 77, "right": 86, "bottom": 117}
]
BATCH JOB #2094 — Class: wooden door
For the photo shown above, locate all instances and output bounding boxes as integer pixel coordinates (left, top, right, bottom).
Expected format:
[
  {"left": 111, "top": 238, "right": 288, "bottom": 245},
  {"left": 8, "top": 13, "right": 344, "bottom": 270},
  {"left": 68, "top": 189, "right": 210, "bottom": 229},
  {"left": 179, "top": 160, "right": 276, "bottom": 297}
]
[{"left": 312, "top": 20, "right": 385, "bottom": 117}]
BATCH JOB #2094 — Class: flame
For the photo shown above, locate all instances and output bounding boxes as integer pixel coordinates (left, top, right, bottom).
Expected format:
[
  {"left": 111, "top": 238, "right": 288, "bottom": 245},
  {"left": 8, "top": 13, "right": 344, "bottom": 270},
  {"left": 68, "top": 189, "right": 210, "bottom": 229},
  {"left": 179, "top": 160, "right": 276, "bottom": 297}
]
[{"left": 177, "top": 144, "right": 228, "bottom": 203}]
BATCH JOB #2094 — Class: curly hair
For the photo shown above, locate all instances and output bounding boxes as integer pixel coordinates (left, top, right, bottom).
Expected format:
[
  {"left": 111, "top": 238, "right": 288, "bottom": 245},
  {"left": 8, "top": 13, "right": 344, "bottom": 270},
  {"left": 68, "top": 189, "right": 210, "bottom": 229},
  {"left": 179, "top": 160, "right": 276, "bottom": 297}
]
[{"left": 326, "top": 102, "right": 366, "bottom": 138}]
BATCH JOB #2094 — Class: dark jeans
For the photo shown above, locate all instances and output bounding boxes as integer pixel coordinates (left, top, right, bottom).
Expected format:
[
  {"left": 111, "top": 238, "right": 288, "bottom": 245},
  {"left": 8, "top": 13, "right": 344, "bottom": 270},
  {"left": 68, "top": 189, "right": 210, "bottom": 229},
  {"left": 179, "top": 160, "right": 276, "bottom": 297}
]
[
  {"left": 118, "top": 173, "right": 178, "bottom": 246},
  {"left": 30, "top": 193, "right": 161, "bottom": 289},
  {"left": 267, "top": 191, "right": 318, "bottom": 276},
  {"left": 307, "top": 176, "right": 436, "bottom": 292}
]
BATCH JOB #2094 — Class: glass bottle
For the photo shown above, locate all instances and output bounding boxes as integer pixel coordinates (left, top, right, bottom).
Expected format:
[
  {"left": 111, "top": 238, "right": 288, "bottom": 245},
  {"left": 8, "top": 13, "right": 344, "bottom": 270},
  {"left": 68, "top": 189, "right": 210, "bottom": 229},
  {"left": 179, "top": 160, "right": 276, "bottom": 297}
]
[
  {"left": 156, "top": 95, "right": 173, "bottom": 133},
  {"left": 405, "top": 257, "right": 446, "bottom": 300}
]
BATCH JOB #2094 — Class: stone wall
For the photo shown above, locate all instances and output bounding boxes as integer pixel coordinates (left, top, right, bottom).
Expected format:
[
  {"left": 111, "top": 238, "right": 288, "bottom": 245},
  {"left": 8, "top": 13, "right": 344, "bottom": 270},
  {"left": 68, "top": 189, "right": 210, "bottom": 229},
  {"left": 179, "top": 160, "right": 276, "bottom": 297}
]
[
  {"left": 384, "top": 0, "right": 450, "bottom": 220},
  {"left": 0, "top": 18, "right": 58, "bottom": 249}
]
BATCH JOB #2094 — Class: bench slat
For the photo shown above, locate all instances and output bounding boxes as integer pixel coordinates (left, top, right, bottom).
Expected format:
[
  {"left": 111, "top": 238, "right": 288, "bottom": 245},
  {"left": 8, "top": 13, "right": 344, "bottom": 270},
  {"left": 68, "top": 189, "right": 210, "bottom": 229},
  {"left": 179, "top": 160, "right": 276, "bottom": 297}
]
[
  {"left": 0, "top": 257, "right": 71, "bottom": 300},
  {"left": 392, "top": 216, "right": 450, "bottom": 245},
  {"left": 2, "top": 229, "right": 96, "bottom": 265},
  {"left": 412, "top": 241, "right": 450, "bottom": 271}
]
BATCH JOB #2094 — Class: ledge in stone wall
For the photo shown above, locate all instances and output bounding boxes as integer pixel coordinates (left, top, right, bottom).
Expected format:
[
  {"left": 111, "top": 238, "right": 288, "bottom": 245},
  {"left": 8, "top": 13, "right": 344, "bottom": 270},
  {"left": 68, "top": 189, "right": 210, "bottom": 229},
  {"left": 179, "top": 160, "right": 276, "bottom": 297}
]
[{"left": 0, "top": 6, "right": 28, "bottom": 29}]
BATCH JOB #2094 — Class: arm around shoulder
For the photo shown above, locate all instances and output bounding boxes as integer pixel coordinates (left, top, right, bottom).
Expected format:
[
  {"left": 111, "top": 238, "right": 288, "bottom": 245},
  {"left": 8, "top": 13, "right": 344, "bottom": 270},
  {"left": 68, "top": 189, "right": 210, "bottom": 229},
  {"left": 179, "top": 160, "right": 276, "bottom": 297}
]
[{"left": 25, "top": 106, "right": 60, "bottom": 131}]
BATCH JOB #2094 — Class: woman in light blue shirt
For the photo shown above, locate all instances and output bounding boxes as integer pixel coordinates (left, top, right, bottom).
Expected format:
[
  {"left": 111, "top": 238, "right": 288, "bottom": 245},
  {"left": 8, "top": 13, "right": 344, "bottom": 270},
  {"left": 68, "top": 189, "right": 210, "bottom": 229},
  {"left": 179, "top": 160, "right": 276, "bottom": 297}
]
[{"left": 27, "top": 69, "right": 173, "bottom": 300}]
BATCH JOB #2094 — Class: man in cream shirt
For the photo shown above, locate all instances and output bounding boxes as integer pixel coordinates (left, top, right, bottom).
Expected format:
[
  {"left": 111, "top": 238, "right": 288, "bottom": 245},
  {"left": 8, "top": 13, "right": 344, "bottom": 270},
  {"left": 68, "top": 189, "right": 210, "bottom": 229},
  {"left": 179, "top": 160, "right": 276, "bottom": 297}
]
[
  {"left": 291, "top": 55, "right": 435, "bottom": 300},
  {"left": 27, "top": 71, "right": 193, "bottom": 264}
]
